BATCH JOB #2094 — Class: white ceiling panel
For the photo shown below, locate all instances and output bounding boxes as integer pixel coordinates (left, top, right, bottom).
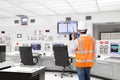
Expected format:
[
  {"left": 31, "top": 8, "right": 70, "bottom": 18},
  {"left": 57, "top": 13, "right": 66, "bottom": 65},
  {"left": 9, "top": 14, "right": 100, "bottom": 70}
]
[
  {"left": 11, "top": 10, "right": 31, "bottom": 14},
  {"left": 97, "top": 0, "right": 120, "bottom": 3},
  {"left": 5, "top": 0, "right": 35, "bottom": 4},
  {"left": 0, "top": 0, "right": 120, "bottom": 18},
  {"left": 32, "top": 9, "right": 56, "bottom": 15},
  {"left": 66, "top": 0, "right": 98, "bottom": 13},
  {"left": 36, "top": 0, "right": 76, "bottom": 14},
  {"left": 97, "top": 0, "right": 120, "bottom": 11},
  {"left": 0, "top": 11, "right": 15, "bottom": 17},
  {"left": 0, "top": 1, "right": 14, "bottom": 8},
  {"left": 99, "top": 6, "right": 120, "bottom": 11}
]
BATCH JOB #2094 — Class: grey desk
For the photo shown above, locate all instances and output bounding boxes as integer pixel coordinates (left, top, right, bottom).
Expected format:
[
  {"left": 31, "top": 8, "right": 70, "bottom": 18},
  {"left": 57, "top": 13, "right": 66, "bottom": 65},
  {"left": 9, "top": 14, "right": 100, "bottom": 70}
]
[{"left": 0, "top": 66, "right": 46, "bottom": 80}]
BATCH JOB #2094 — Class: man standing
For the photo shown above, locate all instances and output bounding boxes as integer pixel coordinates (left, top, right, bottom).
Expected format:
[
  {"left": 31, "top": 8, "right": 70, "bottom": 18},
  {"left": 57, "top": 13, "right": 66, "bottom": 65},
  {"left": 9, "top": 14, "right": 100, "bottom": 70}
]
[{"left": 69, "top": 21, "right": 96, "bottom": 80}]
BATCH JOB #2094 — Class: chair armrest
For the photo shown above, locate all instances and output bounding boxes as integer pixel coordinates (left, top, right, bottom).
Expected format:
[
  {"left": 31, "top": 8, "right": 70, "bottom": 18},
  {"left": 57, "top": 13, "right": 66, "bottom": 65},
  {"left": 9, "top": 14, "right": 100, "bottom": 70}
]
[
  {"left": 33, "top": 56, "right": 39, "bottom": 64},
  {"left": 69, "top": 57, "right": 73, "bottom": 63}
]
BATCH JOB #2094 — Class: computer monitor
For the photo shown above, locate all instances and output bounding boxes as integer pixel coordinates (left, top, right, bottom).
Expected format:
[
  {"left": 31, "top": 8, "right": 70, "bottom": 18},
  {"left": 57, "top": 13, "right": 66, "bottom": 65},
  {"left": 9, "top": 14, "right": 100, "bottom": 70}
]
[
  {"left": 21, "top": 17, "right": 28, "bottom": 25},
  {"left": 19, "top": 46, "right": 35, "bottom": 65},
  {"left": 67, "top": 21, "right": 78, "bottom": 33},
  {"left": 57, "top": 21, "right": 78, "bottom": 34},
  {"left": 110, "top": 43, "right": 120, "bottom": 54},
  {"left": 31, "top": 43, "right": 41, "bottom": 53},
  {"left": 57, "top": 21, "right": 67, "bottom": 34}
]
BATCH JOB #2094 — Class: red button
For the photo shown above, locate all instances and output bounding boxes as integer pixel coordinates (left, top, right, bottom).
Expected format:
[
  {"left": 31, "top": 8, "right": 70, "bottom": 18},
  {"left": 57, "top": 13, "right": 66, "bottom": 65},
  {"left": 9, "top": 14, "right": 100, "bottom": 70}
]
[
  {"left": 104, "top": 41, "right": 109, "bottom": 44},
  {"left": 99, "top": 41, "right": 103, "bottom": 44}
]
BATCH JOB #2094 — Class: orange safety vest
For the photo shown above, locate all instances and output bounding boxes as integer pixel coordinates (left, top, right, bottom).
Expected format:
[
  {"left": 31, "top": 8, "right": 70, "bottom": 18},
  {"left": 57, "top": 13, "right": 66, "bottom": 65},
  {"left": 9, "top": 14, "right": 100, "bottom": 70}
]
[{"left": 75, "top": 36, "right": 96, "bottom": 68}]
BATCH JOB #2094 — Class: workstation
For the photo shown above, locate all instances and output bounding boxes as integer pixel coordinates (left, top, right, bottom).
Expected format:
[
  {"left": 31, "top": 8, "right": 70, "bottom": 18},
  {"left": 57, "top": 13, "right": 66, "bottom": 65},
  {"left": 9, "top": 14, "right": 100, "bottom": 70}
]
[{"left": 1, "top": 0, "right": 120, "bottom": 80}]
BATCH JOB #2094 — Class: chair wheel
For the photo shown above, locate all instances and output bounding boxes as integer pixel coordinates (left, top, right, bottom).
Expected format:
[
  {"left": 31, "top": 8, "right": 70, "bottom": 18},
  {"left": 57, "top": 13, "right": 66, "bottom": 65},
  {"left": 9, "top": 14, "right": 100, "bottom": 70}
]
[
  {"left": 71, "top": 75, "right": 73, "bottom": 77},
  {"left": 61, "top": 76, "right": 63, "bottom": 78}
]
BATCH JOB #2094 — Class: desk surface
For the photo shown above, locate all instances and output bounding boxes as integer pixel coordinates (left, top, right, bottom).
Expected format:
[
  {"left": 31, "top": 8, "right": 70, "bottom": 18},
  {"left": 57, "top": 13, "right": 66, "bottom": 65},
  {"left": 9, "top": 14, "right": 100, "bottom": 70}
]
[
  {"left": 0, "top": 66, "right": 46, "bottom": 73},
  {"left": 0, "top": 61, "right": 14, "bottom": 69},
  {"left": 0, "top": 65, "right": 46, "bottom": 80}
]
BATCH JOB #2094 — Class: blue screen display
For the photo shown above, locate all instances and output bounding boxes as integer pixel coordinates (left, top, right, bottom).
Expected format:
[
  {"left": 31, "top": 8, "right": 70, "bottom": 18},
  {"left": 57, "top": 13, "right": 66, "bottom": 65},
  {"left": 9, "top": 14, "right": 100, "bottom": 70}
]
[
  {"left": 111, "top": 43, "right": 120, "bottom": 54},
  {"left": 31, "top": 44, "right": 41, "bottom": 50}
]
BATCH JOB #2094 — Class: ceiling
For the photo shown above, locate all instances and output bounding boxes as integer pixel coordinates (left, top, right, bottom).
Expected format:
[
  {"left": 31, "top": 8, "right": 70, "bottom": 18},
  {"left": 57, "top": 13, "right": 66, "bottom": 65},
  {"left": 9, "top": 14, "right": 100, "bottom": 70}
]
[{"left": 0, "top": 0, "right": 120, "bottom": 18}]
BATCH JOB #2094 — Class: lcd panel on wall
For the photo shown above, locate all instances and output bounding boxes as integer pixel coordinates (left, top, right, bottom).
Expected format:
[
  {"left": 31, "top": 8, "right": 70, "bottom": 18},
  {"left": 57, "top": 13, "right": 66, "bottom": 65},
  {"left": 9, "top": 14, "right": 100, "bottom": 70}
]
[
  {"left": 57, "top": 22, "right": 67, "bottom": 34},
  {"left": 21, "top": 17, "right": 28, "bottom": 25},
  {"left": 57, "top": 21, "right": 78, "bottom": 34},
  {"left": 67, "top": 21, "right": 77, "bottom": 33}
]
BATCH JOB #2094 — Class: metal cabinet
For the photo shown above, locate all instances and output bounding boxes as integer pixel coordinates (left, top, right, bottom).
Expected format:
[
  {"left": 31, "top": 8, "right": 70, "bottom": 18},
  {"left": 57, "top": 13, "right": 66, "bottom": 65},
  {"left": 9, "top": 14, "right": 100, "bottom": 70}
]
[{"left": 97, "top": 62, "right": 113, "bottom": 77}]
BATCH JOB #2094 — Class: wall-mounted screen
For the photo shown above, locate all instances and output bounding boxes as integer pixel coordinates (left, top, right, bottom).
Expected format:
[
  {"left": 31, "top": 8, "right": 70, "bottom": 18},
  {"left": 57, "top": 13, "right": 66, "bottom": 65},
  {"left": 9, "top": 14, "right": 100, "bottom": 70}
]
[
  {"left": 57, "top": 21, "right": 78, "bottom": 34},
  {"left": 110, "top": 43, "right": 120, "bottom": 54},
  {"left": 21, "top": 17, "right": 28, "bottom": 25},
  {"left": 57, "top": 21, "right": 67, "bottom": 33},
  {"left": 67, "top": 21, "right": 77, "bottom": 33}
]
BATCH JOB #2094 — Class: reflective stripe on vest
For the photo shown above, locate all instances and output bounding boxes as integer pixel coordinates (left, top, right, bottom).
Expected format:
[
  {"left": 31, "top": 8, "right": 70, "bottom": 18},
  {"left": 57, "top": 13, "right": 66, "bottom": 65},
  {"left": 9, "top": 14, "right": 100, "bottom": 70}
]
[
  {"left": 76, "top": 50, "right": 94, "bottom": 54},
  {"left": 75, "top": 59, "right": 94, "bottom": 62}
]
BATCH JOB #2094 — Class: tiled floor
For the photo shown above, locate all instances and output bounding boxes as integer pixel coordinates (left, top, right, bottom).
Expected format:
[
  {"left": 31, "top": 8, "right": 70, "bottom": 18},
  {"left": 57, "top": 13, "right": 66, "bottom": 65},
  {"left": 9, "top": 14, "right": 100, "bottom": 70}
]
[{"left": 45, "top": 71, "right": 104, "bottom": 80}]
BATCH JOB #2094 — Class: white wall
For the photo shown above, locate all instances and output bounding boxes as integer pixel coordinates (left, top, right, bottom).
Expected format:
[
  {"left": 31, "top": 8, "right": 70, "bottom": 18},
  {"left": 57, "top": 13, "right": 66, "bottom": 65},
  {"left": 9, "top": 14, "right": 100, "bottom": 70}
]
[{"left": 0, "top": 11, "right": 120, "bottom": 52}]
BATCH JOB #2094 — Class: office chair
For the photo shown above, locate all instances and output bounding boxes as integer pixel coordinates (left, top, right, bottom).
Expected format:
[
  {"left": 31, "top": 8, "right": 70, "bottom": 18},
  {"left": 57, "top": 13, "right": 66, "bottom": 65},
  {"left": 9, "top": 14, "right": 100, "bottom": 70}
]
[
  {"left": 0, "top": 45, "right": 6, "bottom": 62},
  {"left": 19, "top": 46, "right": 39, "bottom": 66},
  {"left": 53, "top": 45, "right": 73, "bottom": 78}
]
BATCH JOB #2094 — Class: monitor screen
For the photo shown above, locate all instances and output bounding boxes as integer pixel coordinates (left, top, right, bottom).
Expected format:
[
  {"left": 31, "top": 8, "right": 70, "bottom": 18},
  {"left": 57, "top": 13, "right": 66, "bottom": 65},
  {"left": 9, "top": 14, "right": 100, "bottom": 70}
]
[
  {"left": 110, "top": 43, "right": 120, "bottom": 54},
  {"left": 21, "top": 17, "right": 28, "bottom": 25},
  {"left": 57, "top": 22, "right": 67, "bottom": 33},
  {"left": 67, "top": 21, "right": 77, "bottom": 33},
  {"left": 31, "top": 43, "right": 41, "bottom": 50},
  {"left": 57, "top": 21, "right": 78, "bottom": 34}
]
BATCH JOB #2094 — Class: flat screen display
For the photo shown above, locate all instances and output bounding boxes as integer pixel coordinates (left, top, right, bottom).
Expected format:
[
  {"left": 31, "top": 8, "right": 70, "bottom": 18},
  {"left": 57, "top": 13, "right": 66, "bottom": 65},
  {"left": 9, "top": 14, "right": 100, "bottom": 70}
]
[
  {"left": 57, "top": 21, "right": 78, "bottom": 34},
  {"left": 110, "top": 43, "right": 120, "bottom": 54},
  {"left": 57, "top": 22, "right": 67, "bottom": 33},
  {"left": 21, "top": 17, "right": 28, "bottom": 25},
  {"left": 67, "top": 22, "right": 77, "bottom": 33},
  {"left": 31, "top": 43, "right": 41, "bottom": 50}
]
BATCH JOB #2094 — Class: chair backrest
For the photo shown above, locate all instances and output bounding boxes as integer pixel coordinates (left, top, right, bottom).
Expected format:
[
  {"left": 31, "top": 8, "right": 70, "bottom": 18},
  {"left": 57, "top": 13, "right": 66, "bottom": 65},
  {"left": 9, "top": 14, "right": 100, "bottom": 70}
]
[
  {"left": 19, "top": 46, "right": 35, "bottom": 65},
  {"left": 53, "top": 45, "right": 70, "bottom": 67},
  {"left": 0, "top": 45, "right": 6, "bottom": 62}
]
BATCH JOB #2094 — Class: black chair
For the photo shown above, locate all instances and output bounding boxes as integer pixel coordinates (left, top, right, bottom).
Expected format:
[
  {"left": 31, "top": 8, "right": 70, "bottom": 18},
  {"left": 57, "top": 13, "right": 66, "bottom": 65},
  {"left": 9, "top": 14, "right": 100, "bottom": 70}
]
[
  {"left": 0, "top": 45, "right": 6, "bottom": 62},
  {"left": 19, "top": 46, "right": 38, "bottom": 66},
  {"left": 53, "top": 45, "right": 73, "bottom": 78}
]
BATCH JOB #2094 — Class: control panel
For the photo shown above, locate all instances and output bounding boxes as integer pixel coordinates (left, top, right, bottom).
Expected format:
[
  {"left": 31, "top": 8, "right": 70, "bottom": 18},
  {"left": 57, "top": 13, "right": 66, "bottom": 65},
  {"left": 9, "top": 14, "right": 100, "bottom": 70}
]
[
  {"left": 96, "top": 40, "right": 109, "bottom": 54},
  {"left": 96, "top": 40, "right": 120, "bottom": 57}
]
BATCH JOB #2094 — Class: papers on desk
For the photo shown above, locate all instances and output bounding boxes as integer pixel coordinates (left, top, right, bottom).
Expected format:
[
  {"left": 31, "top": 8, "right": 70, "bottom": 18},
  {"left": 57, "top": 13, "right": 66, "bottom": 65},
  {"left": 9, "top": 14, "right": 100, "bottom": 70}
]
[{"left": 1, "top": 66, "right": 45, "bottom": 73}]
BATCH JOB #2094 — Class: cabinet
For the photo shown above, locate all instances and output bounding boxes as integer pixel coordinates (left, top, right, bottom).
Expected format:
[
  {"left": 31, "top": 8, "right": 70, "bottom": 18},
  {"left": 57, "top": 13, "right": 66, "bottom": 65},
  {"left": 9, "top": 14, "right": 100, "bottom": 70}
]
[
  {"left": 116, "top": 65, "right": 120, "bottom": 78},
  {"left": 97, "top": 63, "right": 113, "bottom": 77},
  {"left": 38, "top": 56, "right": 56, "bottom": 70},
  {"left": 91, "top": 60, "right": 120, "bottom": 80}
]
